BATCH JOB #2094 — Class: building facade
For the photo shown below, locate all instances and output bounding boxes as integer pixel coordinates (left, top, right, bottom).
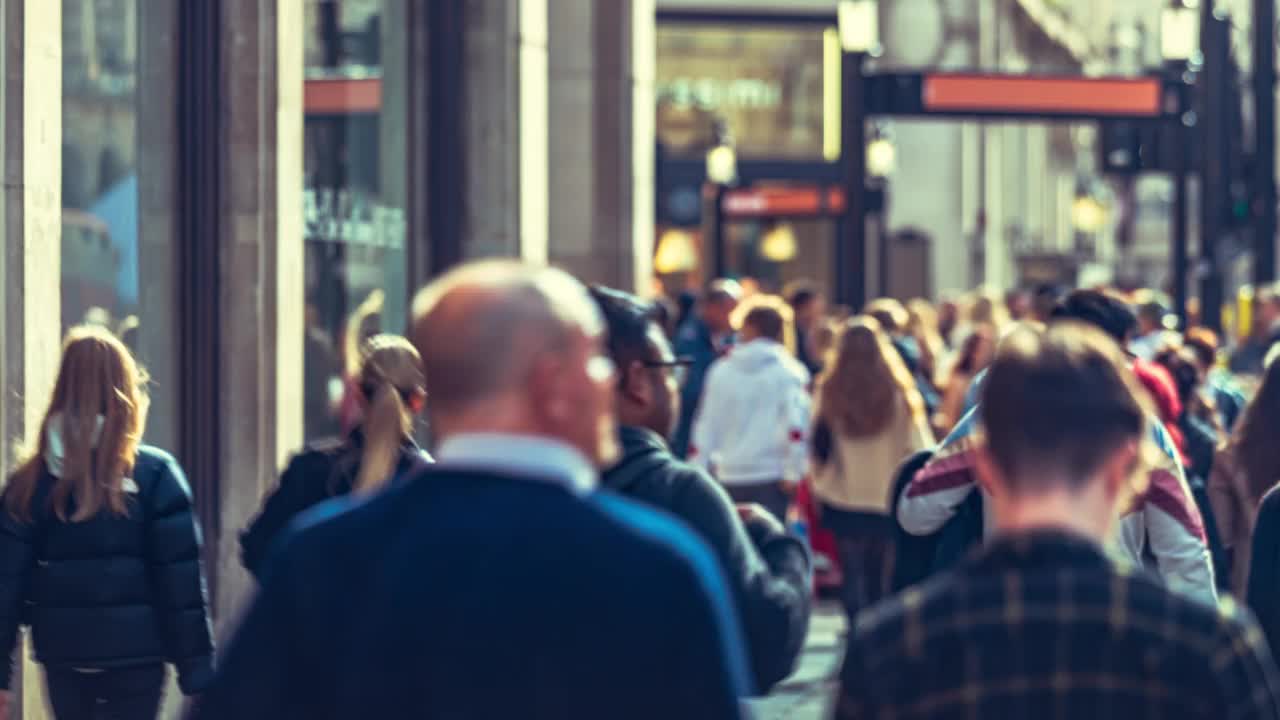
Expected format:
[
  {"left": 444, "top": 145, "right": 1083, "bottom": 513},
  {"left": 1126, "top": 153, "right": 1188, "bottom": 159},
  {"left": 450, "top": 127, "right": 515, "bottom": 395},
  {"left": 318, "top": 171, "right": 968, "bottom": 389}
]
[{"left": 3, "top": 1, "right": 654, "bottom": 717}]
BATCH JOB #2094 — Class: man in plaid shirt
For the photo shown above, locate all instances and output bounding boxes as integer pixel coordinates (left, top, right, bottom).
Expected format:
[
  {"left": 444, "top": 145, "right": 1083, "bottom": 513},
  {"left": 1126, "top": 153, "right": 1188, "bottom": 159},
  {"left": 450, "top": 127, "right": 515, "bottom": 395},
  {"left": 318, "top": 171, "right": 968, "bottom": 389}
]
[{"left": 838, "top": 323, "right": 1280, "bottom": 720}]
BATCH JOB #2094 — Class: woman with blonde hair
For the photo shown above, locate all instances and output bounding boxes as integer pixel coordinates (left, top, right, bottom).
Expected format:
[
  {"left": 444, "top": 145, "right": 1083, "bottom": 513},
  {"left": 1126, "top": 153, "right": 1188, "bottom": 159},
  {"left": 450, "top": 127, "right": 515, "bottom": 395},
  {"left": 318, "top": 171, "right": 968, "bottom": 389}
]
[
  {"left": 241, "top": 334, "right": 431, "bottom": 579},
  {"left": 811, "top": 317, "right": 934, "bottom": 623},
  {"left": 0, "top": 326, "right": 213, "bottom": 719}
]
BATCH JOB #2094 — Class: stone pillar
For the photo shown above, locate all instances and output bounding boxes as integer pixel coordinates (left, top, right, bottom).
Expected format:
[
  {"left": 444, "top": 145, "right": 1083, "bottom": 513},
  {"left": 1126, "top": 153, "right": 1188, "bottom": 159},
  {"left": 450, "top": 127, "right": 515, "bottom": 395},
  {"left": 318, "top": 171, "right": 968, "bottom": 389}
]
[
  {"left": 462, "top": 0, "right": 548, "bottom": 262},
  {"left": 213, "top": 0, "right": 304, "bottom": 627},
  {"left": 136, "top": 0, "right": 179, "bottom": 453},
  {"left": 546, "top": 0, "right": 654, "bottom": 292},
  {"left": 3, "top": 3, "right": 62, "bottom": 718}
]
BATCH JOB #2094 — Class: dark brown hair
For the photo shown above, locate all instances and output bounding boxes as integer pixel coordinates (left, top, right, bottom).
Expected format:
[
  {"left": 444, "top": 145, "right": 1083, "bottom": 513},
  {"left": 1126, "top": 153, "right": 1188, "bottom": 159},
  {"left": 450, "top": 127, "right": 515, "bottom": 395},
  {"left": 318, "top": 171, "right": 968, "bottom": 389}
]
[
  {"left": 1231, "top": 355, "right": 1280, "bottom": 502},
  {"left": 981, "top": 323, "right": 1151, "bottom": 491}
]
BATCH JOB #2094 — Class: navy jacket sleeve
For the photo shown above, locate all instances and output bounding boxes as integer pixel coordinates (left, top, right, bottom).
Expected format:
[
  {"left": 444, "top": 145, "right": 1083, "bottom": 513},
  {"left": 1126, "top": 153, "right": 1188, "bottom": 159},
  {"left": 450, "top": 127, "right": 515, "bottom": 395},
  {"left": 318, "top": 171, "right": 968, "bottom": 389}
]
[
  {"left": 240, "top": 454, "right": 318, "bottom": 580},
  {"left": 0, "top": 502, "right": 35, "bottom": 691},
  {"left": 145, "top": 453, "right": 215, "bottom": 694},
  {"left": 670, "top": 467, "right": 810, "bottom": 693}
]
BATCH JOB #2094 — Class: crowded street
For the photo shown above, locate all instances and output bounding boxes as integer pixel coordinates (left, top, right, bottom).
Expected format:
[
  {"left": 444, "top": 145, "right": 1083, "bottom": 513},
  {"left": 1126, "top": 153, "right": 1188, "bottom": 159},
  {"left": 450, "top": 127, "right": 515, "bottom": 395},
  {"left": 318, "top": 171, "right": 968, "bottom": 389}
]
[{"left": 9, "top": 0, "right": 1280, "bottom": 719}]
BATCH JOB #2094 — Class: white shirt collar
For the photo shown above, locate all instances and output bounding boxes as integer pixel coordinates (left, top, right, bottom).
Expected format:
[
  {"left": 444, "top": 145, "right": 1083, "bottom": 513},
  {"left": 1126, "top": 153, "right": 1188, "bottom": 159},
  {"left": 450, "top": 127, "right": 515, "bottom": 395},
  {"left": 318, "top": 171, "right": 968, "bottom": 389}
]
[{"left": 434, "top": 432, "right": 598, "bottom": 496}]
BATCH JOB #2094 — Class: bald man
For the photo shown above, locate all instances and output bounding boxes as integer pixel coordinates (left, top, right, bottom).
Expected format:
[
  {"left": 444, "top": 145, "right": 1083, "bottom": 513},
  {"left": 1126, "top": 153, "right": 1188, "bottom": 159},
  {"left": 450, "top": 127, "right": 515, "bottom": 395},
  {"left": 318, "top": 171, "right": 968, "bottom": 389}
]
[{"left": 195, "top": 261, "right": 750, "bottom": 720}]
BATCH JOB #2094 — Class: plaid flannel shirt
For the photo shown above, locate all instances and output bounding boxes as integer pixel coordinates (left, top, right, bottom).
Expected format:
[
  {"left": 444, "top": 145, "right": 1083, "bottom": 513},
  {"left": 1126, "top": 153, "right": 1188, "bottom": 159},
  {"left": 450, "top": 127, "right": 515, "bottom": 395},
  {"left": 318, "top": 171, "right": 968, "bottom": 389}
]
[{"left": 837, "top": 530, "right": 1280, "bottom": 720}]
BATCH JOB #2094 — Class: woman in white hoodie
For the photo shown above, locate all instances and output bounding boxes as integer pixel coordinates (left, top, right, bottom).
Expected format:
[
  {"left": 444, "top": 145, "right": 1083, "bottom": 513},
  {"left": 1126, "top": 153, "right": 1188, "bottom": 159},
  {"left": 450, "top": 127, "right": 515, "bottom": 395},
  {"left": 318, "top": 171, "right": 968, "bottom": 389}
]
[
  {"left": 690, "top": 295, "right": 811, "bottom": 522},
  {"left": 811, "top": 317, "right": 934, "bottom": 623}
]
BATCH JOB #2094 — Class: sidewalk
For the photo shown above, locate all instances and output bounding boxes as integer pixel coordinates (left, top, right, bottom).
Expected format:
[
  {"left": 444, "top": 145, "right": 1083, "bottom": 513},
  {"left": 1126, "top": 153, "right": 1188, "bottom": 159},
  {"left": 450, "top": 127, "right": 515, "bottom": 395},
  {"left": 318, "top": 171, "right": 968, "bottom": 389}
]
[{"left": 747, "top": 602, "right": 845, "bottom": 719}]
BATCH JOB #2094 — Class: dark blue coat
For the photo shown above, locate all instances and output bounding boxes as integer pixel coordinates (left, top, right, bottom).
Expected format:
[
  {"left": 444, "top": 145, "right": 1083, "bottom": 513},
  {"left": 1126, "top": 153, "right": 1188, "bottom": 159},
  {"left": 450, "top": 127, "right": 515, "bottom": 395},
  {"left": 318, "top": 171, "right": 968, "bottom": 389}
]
[
  {"left": 0, "top": 446, "right": 214, "bottom": 693},
  {"left": 195, "top": 467, "right": 750, "bottom": 719},
  {"left": 672, "top": 318, "right": 730, "bottom": 459}
]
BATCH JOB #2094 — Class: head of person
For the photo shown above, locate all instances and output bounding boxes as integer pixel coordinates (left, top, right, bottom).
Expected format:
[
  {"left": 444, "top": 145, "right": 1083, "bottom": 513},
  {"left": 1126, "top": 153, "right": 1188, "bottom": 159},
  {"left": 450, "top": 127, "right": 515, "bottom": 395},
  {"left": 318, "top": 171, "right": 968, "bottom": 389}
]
[
  {"left": 1184, "top": 327, "right": 1220, "bottom": 375},
  {"left": 1049, "top": 289, "right": 1138, "bottom": 346},
  {"left": 1231, "top": 345, "right": 1280, "bottom": 502},
  {"left": 4, "top": 326, "right": 149, "bottom": 523},
  {"left": 966, "top": 287, "right": 1010, "bottom": 330},
  {"left": 864, "top": 298, "right": 909, "bottom": 337},
  {"left": 953, "top": 326, "right": 996, "bottom": 378},
  {"left": 410, "top": 260, "right": 619, "bottom": 468},
  {"left": 817, "top": 317, "right": 924, "bottom": 439},
  {"left": 733, "top": 294, "right": 795, "bottom": 351},
  {"left": 589, "top": 286, "right": 681, "bottom": 440},
  {"left": 975, "top": 323, "right": 1154, "bottom": 540},
  {"left": 699, "top": 279, "right": 742, "bottom": 335},
  {"left": 1132, "top": 290, "right": 1167, "bottom": 336},
  {"left": 937, "top": 298, "right": 960, "bottom": 336},
  {"left": 1153, "top": 346, "right": 1203, "bottom": 411},
  {"left": 1253, "top": 286, "right": 1280, "bottom": 339},
  {"left": 905, "top": 299, "right": 940, "bottom": 340},
  {"left": 351, "top": 334, "right": 427, "bottom": 494},
  {"left": 1030, "top": 285, "right": 1063, "bottom": 324},
  {"left": 1004, "top": 289, "right": 1031, "bottom": 321},
  {"left": 784, "top": 280, "right": 825, "bottom": 331}
]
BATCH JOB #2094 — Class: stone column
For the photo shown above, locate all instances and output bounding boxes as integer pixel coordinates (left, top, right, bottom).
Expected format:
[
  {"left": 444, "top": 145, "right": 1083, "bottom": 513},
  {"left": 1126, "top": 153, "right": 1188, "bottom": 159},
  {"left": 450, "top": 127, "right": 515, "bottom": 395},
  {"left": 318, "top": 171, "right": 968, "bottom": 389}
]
[
  {"left": 136, "top": 0, "right": 179, "bottom": 453},
  {"left": 2, "top": 3, "right": 62, "bottom": 718},
  {"left": 462, "top": 0, "right": 548, "bottom": 262},
  {"left": 546, "top": 0, "right": 655, "bottom": 292},
  {"left": 213, "top": 0, "right": 304, "bottom": 627}
]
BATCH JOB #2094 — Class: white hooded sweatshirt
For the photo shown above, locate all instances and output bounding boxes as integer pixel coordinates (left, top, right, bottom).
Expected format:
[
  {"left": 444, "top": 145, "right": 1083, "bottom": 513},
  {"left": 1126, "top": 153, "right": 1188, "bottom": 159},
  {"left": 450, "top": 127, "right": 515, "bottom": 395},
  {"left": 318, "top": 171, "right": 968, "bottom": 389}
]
[{"left": 689, "top": 338, "right": 811, "bottom": 486}]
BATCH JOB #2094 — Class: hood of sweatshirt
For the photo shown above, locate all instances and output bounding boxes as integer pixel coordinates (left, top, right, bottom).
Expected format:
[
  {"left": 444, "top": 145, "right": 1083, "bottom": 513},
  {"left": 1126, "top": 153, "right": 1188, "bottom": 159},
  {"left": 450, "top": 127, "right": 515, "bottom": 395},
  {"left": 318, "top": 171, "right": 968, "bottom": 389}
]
[{"left": 723, "top": 339, "right": 805, "bottom": 378}]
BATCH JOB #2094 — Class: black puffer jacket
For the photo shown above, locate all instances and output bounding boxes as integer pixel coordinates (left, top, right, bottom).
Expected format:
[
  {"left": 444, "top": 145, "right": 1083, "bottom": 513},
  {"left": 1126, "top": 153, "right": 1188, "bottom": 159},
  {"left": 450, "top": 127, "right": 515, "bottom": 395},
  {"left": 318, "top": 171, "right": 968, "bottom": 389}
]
[
  {"left": 240, "top": 431, "right": 432, "bottom": 580},
  {"left": 0, "top": 446, "right": 214, "bottom": 694},
  {"left": 602, "top": 426, "right": 811, "bottom": 695}
]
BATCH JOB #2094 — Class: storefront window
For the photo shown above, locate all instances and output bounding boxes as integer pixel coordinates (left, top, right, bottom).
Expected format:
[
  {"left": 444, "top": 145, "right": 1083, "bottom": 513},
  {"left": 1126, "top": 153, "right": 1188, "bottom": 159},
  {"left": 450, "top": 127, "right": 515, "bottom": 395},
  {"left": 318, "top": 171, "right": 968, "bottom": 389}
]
[
  {"left": 303, "top": 0, "right": 409, "bottom": 441},
  {"left": 61, "top": 0, "right": 180, "bottom": 445},
  {"left": 724, "top": 218, "right": 836, "bottom": 301},
  {"left": 656, "top": 24, "right": 830, "bottom": 160}
]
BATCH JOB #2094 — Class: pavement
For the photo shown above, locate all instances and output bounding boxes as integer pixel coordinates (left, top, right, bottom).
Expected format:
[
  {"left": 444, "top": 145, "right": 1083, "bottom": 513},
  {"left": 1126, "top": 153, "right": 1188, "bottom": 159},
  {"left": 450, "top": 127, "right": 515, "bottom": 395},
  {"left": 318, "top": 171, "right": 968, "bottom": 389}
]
[{"left": 747, "top": 602, "right": 846, "bottom": 719}]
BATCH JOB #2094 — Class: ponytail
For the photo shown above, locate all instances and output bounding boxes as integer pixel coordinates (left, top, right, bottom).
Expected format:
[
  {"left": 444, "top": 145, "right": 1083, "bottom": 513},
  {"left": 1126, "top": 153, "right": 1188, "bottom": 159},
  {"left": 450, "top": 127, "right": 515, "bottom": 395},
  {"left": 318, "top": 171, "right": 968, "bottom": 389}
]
[{"left": 355, "top": 382, "right": 410, "bottom": 494}]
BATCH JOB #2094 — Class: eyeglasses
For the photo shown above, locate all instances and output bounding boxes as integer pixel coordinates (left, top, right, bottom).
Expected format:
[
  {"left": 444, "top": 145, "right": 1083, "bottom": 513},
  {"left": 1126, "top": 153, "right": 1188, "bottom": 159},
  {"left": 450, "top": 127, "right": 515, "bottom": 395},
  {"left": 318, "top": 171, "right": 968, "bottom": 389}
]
[{"left": 644, "top": 357, "right": 694, "bottom": 384}]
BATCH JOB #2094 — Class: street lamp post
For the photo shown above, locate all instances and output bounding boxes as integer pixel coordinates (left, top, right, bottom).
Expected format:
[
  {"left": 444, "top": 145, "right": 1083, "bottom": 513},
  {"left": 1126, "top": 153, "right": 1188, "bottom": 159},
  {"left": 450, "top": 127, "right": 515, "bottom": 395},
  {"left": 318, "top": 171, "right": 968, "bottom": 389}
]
[
  {"left": 705, "top": 132, "right": 737, "bottom": 280},
  {"left": 867, "top": 128, "right": 896, "bottom": 297},
  {"left": 838, "top": 0, "right": 878, "bottom": 310}
]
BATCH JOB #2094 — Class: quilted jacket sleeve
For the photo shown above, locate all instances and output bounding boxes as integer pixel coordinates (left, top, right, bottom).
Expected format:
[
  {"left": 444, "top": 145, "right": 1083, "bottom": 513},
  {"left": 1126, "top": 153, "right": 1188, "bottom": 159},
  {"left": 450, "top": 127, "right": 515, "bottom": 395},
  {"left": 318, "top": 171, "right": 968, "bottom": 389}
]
[
  {"left": 143, "top": 450, "right": 215, "bottom": 694},
  {"left": 0, "top": 498, "right": 35, "bottom": 691}
]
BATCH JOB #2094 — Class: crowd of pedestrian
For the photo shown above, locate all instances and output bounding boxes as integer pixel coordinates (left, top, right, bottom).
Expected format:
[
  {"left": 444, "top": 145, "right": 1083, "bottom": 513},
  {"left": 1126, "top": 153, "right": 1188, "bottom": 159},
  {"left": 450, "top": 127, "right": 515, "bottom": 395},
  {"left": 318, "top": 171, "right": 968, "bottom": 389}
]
[{"left": 8, "top": 265, "right": 1280, "bottom": 718}]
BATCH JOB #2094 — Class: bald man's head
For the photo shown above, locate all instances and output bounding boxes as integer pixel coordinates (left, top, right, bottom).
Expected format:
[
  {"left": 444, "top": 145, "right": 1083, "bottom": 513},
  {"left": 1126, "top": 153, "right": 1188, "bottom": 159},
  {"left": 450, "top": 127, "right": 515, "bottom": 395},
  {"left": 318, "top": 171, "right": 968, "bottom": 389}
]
[{"left": 411, "top": 260, "right": 619, "bottom": 465}]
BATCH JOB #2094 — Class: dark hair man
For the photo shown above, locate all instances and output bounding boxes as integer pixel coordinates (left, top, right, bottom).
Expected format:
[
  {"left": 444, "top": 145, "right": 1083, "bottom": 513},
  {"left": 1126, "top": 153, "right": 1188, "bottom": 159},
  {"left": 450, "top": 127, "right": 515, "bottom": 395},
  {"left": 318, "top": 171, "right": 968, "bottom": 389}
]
[
  {"left": 195, "top": 261, "right": 750, "bottom": 720},
  {"left": 841, "top": 323, "right": 1280, "bottom": 720},
  {"left": 590, "top": 285, "right": 811, "bottom": 694},
  {"left": 671, "top": 279, "right": 742, "bottom": 458},
  {"left": 901, "top": 289, "right": 1216, "bottom": 603},
  {"left": 785, "top": 280, "right": 826, "bottom": 375}
]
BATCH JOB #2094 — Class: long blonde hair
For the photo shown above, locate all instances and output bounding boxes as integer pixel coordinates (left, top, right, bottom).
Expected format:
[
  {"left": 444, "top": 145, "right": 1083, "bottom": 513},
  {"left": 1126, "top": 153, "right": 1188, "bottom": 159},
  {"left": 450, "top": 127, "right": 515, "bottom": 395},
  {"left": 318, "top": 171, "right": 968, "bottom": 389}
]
[
  {"left": 4, "top": 326, "right": 148, "bottom": 523},
  {"left": 354, "top": 334, "right": 426, "bottom": 493},
  {"left": 817, "top": 317, "right": 923, "bottom": 438}
]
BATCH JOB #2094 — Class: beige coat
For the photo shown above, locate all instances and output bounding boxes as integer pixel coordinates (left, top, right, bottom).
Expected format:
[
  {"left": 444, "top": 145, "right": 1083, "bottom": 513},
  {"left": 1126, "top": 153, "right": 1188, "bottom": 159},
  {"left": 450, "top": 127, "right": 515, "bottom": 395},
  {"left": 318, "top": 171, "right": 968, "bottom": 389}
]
[{"left": 812, "top": 396, "right": 935, "bottom": 514}]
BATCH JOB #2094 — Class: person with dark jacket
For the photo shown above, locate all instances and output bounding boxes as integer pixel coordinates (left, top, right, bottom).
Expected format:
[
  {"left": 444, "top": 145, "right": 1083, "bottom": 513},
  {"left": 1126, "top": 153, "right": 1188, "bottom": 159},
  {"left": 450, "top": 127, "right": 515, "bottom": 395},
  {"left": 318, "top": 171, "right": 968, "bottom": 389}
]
[
  {"left": 672, "top": 280, "right": 741, "bottom": 458},
  {"left": 0, "top": 326, "right": 214, "bottom": 719},
  {"left": 590, "top": 286, "right": 811, "bottom": 694},
  {"left": 194, "top": 261, "right": 749, "bottom": 720},
  {"left": 240, "top": 334, "right": 431, "bottom": 579}
]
